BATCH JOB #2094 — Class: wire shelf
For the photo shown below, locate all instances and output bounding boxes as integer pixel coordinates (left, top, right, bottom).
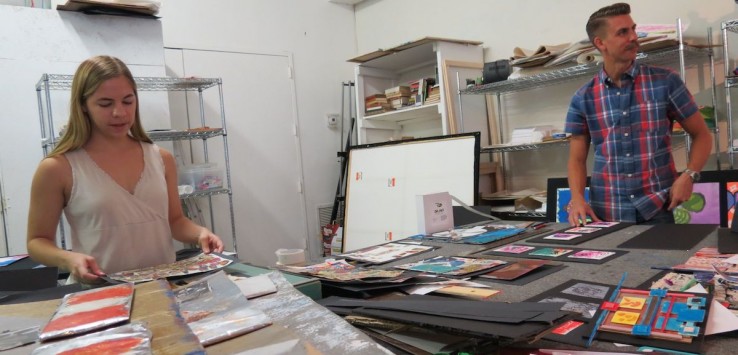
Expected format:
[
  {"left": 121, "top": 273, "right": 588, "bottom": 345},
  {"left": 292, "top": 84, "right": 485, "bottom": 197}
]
[
  {"left": 180, "top": 187, "right": 230, "bottom": 199},
  {"left": 723, "top": 19, "right": 738, "bottom": 33},
  {"left": 148, "top": 129, "right": 224, "bottom": 141},
  {"left": 461, "top": 46, "right": 710, "bottom": 95},
  {"left": 36, "top": 74, "right": 221, "bottom": 91},
  {"left": 481, "top": 139, "right": 570, "bottom": 153}
]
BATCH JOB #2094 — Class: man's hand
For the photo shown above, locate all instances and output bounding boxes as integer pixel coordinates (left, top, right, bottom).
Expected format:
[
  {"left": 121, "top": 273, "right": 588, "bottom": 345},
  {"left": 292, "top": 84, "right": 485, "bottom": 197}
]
[
  {"left": 567, "top": 199, "right": 602, "bottom": 226},
  {"left": 669, "top": 174, "right": 694, "bottom": 210}
]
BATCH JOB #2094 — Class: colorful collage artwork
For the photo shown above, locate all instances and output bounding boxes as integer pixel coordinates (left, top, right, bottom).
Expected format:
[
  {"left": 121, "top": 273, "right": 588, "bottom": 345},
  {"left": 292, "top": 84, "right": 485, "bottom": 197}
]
[
  {"left": 338, "top": 242, "right": 434, "bottom": 264},
  {"left": 727, "top": 181, "right": 738, "bottom": 227},
  {"left": 107, "top": 253, "right": 233, "bottom": 283},
  {"left": 598, "top": 288, "right": 707, "bottom": 344},
  {"left": 673, "top": 182, "right": 720, "bottom": 225},
  {"left": 394, "top": 256, "right": 507, "bottom": 276},
  {"left": 487, "top": 244, "right": 622, "bottom": 263},
  {"left": 556, "top": 187, "right": 590, "bottom": 223},
  {"left": 541, "top": 221, "right": 619, "bottom": 243}
]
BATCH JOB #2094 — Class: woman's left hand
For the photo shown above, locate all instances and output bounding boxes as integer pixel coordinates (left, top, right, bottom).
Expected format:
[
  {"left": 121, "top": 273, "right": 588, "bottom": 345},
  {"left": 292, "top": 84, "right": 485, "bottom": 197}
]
[{"left": 197, "top": 228, "right": 224, "bottom": 253}]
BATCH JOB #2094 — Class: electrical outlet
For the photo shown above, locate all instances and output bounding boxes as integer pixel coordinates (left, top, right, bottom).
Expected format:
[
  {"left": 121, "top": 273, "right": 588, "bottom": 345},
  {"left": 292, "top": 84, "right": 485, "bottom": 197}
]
[{"left": 326, "top": 114, "right": 339, "bottom": 128}]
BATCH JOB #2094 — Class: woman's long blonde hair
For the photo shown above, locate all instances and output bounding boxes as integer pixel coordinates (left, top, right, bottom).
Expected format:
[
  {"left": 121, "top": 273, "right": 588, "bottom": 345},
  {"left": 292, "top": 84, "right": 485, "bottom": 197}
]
[{"left": 48, "top": 55, "right": 152, "bottom": 158}]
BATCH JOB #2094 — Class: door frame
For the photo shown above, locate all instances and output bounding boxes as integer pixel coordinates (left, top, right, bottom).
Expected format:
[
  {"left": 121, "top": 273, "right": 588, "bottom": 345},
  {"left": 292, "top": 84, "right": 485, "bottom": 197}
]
[{"left": 164, "top": 47, "right": 312, "bottom": 260}]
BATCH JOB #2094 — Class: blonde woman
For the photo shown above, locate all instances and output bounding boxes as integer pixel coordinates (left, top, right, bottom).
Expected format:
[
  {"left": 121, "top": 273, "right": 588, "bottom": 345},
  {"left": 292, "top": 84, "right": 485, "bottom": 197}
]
[{"left": 27, "top": 55, "right": 223, "bottom": 283}]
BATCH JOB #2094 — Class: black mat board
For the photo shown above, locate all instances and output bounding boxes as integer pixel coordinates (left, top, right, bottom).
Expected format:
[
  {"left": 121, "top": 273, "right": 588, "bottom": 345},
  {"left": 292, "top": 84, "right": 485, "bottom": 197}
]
[
  {"left": 636, "top": 270, "right": 671, "bottom": 289},
  {"left": 348, "top": 307, "right": 574, "bottom": 342},
  {"left": 473, "top": 263, "right": 567, "bottom": 286},
  {"left": 481, "top": 247, "right": 627, "bottom": 264},
  {"left": 524, "top": 279, "right": 618, "bottom": 347},
  {"left": 717, "top": 227, "right": 738, "bottom": 254},
  {"left": 0, "top": 267, "right": 58, "bottom": 291},
  {"left": 527, "top": 223, "right": 634, "bottom": 245},
  {"left": 617, "top": 224, "right": 715, "bottom": 250},
  {"left": 0, "top": 284, "right": 84, "bottom": 305},
  {"left": 319, "top": 295, "right": 566, "bottom": 323}
]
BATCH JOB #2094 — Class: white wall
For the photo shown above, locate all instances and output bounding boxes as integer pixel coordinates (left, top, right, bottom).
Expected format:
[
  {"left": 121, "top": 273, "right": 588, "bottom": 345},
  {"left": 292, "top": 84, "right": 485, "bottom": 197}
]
[
  {"left": 356, "top": 0, "right": 738, "bottom": 191},
  {"left": 158, "top": 0, "right": 358, "bottom": 261},
  {"left": 0, "top": 5, "right": 167, "bottom": 256}
]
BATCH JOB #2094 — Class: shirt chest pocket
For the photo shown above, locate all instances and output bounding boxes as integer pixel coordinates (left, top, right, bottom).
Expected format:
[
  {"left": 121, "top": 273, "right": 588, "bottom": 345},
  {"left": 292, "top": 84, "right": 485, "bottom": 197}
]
[{"left": 633, "top": 100, "right": 670, "bottom": 135}]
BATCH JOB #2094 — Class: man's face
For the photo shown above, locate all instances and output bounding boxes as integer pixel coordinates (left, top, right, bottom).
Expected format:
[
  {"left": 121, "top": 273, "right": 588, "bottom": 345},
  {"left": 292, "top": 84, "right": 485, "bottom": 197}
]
[{"left": 597, "top": 14, "right": 639, "bottom": 63}]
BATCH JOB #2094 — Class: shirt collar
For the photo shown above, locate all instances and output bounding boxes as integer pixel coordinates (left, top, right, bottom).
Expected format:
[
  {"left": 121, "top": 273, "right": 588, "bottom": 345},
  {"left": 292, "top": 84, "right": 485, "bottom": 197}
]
[{"left": 598, "top": 60, "right": 639, "bottom": 87}]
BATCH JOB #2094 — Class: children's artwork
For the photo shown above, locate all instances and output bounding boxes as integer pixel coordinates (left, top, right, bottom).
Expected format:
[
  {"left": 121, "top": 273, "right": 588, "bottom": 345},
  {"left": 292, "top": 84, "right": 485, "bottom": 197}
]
[
  {"left": 673, "top": 182, "right": 720, "bottom": 224},
  {"left": 727, "top": 181, "right": 738, "bottom": 227},
  {"left": 107, "top": 253, "right": 233, "bottom": 283},
  {"left": 493, "top": 244, "right": 535, "bottom": 254},
  {"left": 545, "top": 233, "right": 582, "bottom": 241},
  {"left": 478, "top": 259, "right": 549, "bottom": 281},
  {"left": 672, "top": 256, "right": 738, "bottom": 274},
  {"left": 337, "top": 242, "right": 435, "bottom": 264},
  {"left": 529, "top": 247, "right": 573, "bottom": 257},
  {"left": 649, "top": 272, "right": 698, "bottom": 292},
  {"left": 38, "top": 283, "right": 135, "bottom": 341},
  {"left": 418, "top": 224, "right": 527, "bottom": 245},
  {"left": 0, "top": 254, "right": 27, "bottom": 267},
  {"left": 281, "top": 259, "right": 404, "bottom": 281},
  {"left": 394, "top": 256, "right": 507, "bottom": 276},
  {"left": 539, "top": 297, "right": 599, "bottom": 319},
  {"left": 561, "top": 282, "right": 610, "bottom": 299},
  {"left": 586, "top": 221, "right": 620, "bottom": 227},
  {"left": 173, "top": 271, "right": 272, "bottom": 345},
  {"left": 33, "top": 323, "right": 151, "bottom": 355},
  {"left": 567, "top": 250, "right": 616, "bottom": 261},
  {"left": 556, "top": 187, "right": 590, "bottom": 223},
  {"left": 565, "top": 227, "right": 601, "bottom": 234},
  {"left": 597, "top": 288, "right": 709, "bottom": 345}
]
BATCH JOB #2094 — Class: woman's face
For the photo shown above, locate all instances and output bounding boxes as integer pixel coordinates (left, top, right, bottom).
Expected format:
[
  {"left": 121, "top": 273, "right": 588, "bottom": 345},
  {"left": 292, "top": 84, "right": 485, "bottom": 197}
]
[{"left": 84, "top": 75, "right": 137, "bottom": 139}]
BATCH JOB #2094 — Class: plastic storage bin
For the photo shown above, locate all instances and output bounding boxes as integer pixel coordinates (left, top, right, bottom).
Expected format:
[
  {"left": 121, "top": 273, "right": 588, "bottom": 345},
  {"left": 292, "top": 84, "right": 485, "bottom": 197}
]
[{"left": 179, "top": 163, "right": 224, "bottom": 191}]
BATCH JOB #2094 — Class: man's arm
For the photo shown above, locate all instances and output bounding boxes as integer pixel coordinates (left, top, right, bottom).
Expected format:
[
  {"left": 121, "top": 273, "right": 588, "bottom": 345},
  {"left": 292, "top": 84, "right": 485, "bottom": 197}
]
[
  {"left": 567, "top": 134, "right": 600, "bottom": 225},
  {"left": 669, "top": 111, "right": 712, "bottom": 209}
]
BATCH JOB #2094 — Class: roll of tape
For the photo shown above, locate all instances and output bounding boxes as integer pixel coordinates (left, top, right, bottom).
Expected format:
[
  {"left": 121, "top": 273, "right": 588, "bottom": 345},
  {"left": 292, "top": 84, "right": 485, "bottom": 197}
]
[{"left": 275, "top": 248, "right": 305, "bottom": 265}]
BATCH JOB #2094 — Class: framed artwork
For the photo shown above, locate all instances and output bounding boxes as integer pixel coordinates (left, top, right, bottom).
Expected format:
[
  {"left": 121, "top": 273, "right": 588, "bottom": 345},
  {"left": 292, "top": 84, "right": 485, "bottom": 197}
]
[{"left": 673, "top": 182, "right": 720, "bottom": 224}]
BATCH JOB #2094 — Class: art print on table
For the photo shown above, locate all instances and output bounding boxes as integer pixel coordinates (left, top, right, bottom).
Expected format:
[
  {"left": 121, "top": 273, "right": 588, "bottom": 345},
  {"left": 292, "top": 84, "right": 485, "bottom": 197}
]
[
  {"left": 567, "top": 250, "right": 616, "bottom": 260},
  {"left": 544, "top": 233, "right": 582, "bottom": 241},
  {"left": 529, "top": 247, "right": 573, "bottom": 257},
  {"left": 107, "top": 253, "right": 233, "bottom": 283},
  {"left": 565, "top": 226, "right": 601, "bottom": 234},
  {"left": 338, "top": 242, "right": 434, "bottom": 264},
  {"left": 674, "top": 182, "right": 719, "bottom": 224},
  {"left": 493, "top": 244, "right": 535, "bottom": 254},
  {"left": 586, "top": 221, "right": 620, "bottom": 227},
  {"left": 561, "top": 282, "right": 610, "bottom": 299},
  {"left": 479, "top": 259, "right": 548, "bottom": 280},
  {"left": 539, "top": 296, "right": 599, "bottom": 319},
  {"left": 394, "top": 256, "right": 507, "bottom": 276},
  {"left": 0, "top": 254, "right": 28, "bottom": 267}
]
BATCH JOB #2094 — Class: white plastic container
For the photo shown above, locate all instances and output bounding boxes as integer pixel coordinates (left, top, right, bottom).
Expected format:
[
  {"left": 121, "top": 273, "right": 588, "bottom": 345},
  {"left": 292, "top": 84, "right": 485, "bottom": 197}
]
[{"left": 179, "top": 163, "right": 224, "bottom": 191}]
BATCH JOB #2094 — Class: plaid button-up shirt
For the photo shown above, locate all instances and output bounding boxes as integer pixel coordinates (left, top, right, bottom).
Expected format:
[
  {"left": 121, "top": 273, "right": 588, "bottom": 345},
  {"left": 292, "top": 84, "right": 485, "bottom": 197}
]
[{"left": 565, "top": 62, "right": 699, "bottom": 222}]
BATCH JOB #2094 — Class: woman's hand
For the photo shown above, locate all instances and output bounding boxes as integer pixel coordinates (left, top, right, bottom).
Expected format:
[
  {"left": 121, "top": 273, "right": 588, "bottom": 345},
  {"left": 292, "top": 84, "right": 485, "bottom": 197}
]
[
  {"left": 197, "top": 228, "right": 224, "bottom": 254},
  {"left": 64, "top": 252, "right": 105, "bottom": 283}
]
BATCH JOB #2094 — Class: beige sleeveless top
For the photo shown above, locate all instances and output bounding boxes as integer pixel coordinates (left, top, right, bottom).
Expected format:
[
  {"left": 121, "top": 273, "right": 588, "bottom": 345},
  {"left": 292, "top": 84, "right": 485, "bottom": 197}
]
[{"left": 64, "top": 142, "right": 175, "bottom": 275}]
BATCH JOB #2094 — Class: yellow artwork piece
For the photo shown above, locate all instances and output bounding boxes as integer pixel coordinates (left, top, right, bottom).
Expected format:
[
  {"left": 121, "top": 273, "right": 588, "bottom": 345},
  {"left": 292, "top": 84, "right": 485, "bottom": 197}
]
[
  {"left": 611, "top": 310, "right": 641, "bottom": 325},
  {"left": 619, "top": 296, "right": 646, "bottom": 310}
]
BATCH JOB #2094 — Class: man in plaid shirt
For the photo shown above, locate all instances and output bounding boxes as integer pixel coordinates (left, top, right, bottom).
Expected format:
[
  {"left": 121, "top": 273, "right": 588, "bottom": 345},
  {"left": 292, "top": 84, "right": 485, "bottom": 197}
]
[{"left": 565, "top": 3, "right": 712, "bottom": 225}]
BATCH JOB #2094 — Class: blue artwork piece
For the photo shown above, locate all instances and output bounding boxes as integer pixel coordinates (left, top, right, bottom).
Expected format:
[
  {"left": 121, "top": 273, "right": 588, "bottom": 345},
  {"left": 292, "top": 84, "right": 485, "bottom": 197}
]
[{"left": 556, "top": 188, "right": 590, "bottom": 223}]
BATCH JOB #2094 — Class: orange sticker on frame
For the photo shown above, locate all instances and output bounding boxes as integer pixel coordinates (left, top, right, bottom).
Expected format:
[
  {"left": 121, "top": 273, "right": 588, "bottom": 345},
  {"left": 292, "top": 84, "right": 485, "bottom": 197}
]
[{"left": 611, "top": 310, "right": 640, "bottom": 325}]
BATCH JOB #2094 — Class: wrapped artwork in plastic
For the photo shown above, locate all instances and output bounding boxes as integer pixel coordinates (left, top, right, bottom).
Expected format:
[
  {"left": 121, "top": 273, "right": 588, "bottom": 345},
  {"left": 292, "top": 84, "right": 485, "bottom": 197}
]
[
  {"left": 38, "top": 283, "right": 134, "bottom": 341},
  {"left": 32, "top": 322, "right": 151, "bottom": 355},
  {"left": 174, "top": 271, "right": 272, "bottom": 345}
]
